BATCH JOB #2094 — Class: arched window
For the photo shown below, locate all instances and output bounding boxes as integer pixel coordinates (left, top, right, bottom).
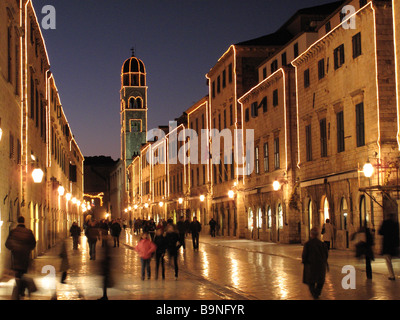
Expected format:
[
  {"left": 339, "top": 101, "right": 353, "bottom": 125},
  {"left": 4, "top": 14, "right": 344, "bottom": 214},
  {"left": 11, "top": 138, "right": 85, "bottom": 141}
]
[
  {"left": 341, "top": 198, "right": 348, "bottom": 230},
  {"left": 248, "top": 208, "right": 253, "bottom": 231},
  {"left": 277, "top": 204, "right": 283, "bottom": 229},
  {"left": 257, "top": 208, "right": 262, "bottom": 229},
  {"left": 267, "top": 206, "right": 272, "bottom": 229},
  {"left": 323, "top": 197, "right": 329, "bottom": 222}
]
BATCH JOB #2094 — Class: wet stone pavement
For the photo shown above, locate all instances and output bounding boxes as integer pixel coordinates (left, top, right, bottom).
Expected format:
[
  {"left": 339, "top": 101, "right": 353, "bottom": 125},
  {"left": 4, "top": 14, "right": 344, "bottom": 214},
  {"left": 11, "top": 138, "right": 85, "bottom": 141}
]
[{"left": 0, "top": 228, "right": 399, "bottom": 301}]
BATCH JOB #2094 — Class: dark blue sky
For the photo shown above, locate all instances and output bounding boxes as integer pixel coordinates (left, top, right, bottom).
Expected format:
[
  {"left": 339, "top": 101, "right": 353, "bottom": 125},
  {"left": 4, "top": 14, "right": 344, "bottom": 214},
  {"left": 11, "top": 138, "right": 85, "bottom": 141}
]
[{"left": 33, "top": 0, "right": 337, "bottom": 160}]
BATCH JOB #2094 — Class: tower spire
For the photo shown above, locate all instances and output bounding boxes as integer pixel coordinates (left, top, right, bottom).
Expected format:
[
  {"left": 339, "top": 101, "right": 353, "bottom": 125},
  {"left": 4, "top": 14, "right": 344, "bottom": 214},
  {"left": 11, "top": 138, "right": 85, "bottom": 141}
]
[{"left": 130, "top": 47, "right": 135, "bottom": 57}]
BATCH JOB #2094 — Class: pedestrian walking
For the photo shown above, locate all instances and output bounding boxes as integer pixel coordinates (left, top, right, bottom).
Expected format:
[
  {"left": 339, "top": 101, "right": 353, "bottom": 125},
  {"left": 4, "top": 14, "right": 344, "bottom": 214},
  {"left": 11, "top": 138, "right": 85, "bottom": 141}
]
[
  {"left": 99, "top": 219, "right": 109, "bottom": 247},
  {"left": 98, "top": 238, "right": 113, "bottom": 300},
  {"left": 176, "top": 216, "right": 186, "bottom": 249},
  {"left": 5, "top": 216, "right": 37, "bottom": 300},
  {"left": 378, "top": 213, "right": 400, "bottom": 280},
  {"left": 148, "top": 218, "right": 156, "bottom": 241},
  {"left": 165, "top": 224, "right": 180, "bottom": 280},
  {"left": 60, "top": 239, "right": 70, "bottom": 284},
  {"left": 190, "top": 216, "right": 202, "bottom": 250},
  {"left": 154, "top": 228, "right": 167, "bottom": 280},
  {"left": 302, "top": 227, "right": 329, "bottom": 299},
  {"left": 110, "top": 219, "right": 122, "bottom": 247},
  {"left": 209, "top": 218, "right": 217, "bottom": 237},
  {"left": 321, "top": 219, "right": 335, "bottom": 250},
  {"left": 135, "top": 232, "right": 156, "bottom": 280},
  {"left": 69, "top": 222, "right": 81, "bottom": 250},
  {"left": 85, "top": 220, "right": 99, "bottom": 260}
]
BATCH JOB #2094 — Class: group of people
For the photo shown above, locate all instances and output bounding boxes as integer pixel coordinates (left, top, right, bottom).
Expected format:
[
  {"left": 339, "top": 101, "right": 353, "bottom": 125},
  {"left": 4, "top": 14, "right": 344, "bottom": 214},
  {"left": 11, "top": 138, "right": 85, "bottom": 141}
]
[
  {"left": 82, "top": 218, "right": 123, "bottom": 260},
  {"left": 302, "top": 214, "right": 400, "bottom": 299},
  {"left": 134, "top": 216, "right": 203, "bottom": 280}
]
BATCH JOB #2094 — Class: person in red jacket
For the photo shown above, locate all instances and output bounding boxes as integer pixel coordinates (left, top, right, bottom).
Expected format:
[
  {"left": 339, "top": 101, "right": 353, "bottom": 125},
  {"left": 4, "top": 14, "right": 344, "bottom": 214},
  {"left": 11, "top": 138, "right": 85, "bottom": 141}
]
[{"left": 135, "top": 232, "right": 156, "bottom": 280}]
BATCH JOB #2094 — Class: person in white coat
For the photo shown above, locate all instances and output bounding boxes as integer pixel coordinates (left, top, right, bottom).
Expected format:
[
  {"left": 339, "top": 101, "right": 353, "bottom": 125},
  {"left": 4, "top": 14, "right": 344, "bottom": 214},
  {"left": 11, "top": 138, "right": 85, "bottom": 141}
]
[{"left": 322, "top": 219, "right": 335, "bottom": 250}]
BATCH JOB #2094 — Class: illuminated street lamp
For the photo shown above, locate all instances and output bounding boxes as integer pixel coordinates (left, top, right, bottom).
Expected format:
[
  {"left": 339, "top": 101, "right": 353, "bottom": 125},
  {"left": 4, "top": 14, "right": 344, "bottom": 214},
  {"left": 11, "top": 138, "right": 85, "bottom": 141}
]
[
  {"left": 32, "top": 168, "right": 44, "bottom": 183},
  {"left": 58, "top": 186, "right": 65, "bottom": 196},
  {"left": 273, "top": 180, "right": 281, "bottom": 191},
  {"left": 159, "top": 201, "right": 164, "bottom": 207},
  {"left": 134, "top": 204, "right": 138, "bottom": 210},
  {"left": 228, "top": 190, "right": 234, "bottom": 199},
  {"left": 124, "top": 208, "right": 128, "bottom": 213},
  {"left": 363, "top": 161, "right": 374, "bottom": 178},
  {"left": 178, "top": 198, "right": 183, "bottom": 204},
  {"left": 200, "top": 195, "right": 205, "bottom": 202},
  {"left": 66, "top": 193, "right": 72, "bottom": 201},
  {"left": 144, "top": 203, "right": 149, "bottom": 208},
  {"left": 71, "top": 197, "right": 77, "bottom": 204}
]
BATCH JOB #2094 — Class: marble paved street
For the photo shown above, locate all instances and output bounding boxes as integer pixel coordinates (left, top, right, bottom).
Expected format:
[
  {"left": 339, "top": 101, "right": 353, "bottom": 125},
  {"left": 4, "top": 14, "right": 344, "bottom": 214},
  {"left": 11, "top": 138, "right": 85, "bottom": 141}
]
[{"left": 0, "top": 228, "right": 399, "bottom": 300}]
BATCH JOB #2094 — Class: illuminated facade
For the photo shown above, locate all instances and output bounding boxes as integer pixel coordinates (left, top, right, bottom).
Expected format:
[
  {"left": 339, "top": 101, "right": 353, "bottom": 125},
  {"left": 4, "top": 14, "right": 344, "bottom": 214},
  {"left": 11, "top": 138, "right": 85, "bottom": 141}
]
[
  {"left": 292, "top": 0, "right": 397, "bottom": 248},
  {"left": 0, "top": 0, "right": 84, "bottom": 273},
  {"left": 122, "top": 0, "right": 399, "bottom": 248}
]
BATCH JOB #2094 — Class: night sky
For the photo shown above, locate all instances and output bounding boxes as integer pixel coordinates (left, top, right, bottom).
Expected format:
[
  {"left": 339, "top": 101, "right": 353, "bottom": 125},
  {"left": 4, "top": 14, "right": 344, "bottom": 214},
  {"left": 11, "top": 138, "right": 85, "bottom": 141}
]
[{"left": 33, "top": 0, "right": 338, "bottom": 160}]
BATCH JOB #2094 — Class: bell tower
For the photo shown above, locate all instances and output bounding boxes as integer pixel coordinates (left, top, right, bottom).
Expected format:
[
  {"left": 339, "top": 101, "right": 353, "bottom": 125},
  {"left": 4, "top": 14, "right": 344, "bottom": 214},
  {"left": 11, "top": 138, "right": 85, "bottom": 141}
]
[{"left": 120, "top": 51, "right": 148, "bottom": 168}]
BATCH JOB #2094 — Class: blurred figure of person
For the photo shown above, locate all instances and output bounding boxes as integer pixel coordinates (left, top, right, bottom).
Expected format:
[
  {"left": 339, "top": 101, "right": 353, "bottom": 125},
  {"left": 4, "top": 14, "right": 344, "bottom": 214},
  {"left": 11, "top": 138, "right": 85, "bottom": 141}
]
[
  {"left": 98, "top": 238, "right": 113, "bottom": 300},
  {"left": 60, "top": 239, "right": 69, "bottom": 284},
  {"left": 302, "top": 227, "right": 328, "bottom": 299},
  {"left": 184, "top": 217, "right": 190, "bottom": 236},
  {"left": 135, "top": 232, "right": 156, "bottom": 280},
  {"left": 190, "top": 216, "right": 202, "bottom": 250},
  {"left": 176, "top": 216, "right": 186, "bottom": 250},
  {"left": 209, "top": 218, "right": 217, "bottom": 237},
  {"left": 379, "top": 214, "right": 400, "bottom": 280},
  {"left": 148, "top": 218, "right": 156, "bottom": 241},
  {"left": 165, "top": 225, "right": 180, "bottom": 280},
  {"left": 69, "top": 222, "right": 81, "bottom": 250},
  {"left": 85, "top": 220, "right": 99, "bottom": 260},
  {"left": 321, "top": 219, "right": 335, "bottom": 250},
  {"left": 99, "top": 219, "right": 109, "bottom": 247},
  {"left": 5, "top": 216, "right": 36, "bottom": 300},
  {"left": 156, "top": 220, "right": 164, "bottom": 233},
  {"left": 110, "top": 219, "right": 122, "bottom": 248},
  {"left": 154, "top": 229, "right": 167, "bottom": 280},
  {"left": 354, "top": 226, "right": 375, "bottom": 279}
]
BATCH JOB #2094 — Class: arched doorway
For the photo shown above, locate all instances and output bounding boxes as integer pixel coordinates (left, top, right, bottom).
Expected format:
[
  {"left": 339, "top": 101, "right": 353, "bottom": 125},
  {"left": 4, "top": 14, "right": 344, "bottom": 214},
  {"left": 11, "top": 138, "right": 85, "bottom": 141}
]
[
  {"left": 256, "top": 207, "right": 262, "bottom": 239},
  {"left": 248, "top": 207, "right": 254, "bottom": 237},
  {"left": 341, "top": 198, "right": 349, "bottom": 248},
  {"left": 277, "top": 204, "right": 283, "bottom": 242}
]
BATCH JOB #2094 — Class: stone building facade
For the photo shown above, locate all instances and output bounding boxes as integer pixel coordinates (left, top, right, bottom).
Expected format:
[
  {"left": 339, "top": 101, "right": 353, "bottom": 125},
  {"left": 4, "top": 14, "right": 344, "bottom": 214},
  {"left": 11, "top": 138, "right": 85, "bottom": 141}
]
[{"left": 0, "top": 0, "right": 84, "bottom": 274}]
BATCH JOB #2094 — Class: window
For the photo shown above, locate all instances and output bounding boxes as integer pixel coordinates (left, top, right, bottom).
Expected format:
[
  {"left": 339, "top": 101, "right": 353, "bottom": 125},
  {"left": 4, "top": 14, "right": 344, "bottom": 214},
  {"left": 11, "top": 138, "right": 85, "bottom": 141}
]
[
  {"left": 294, "top": 43, "right": 299, "bottom": 58},
  {"left": 255, "top": 146, "right": 260, "bottom": 174},
  {"left": 274, "top": 138, "right": 280, "bottom": 169},
  {"left": 281, "top": 52, "right": 287, "bottom": 66},
  {"left": 251, "top": 102, "right": 258, "bottom": 118},
  {"left": 271, "top": 59, "right": 278, "bottom": 73},
  {"left": 304, "top": 69, "right": 310, "bottom": 88},
  {"left": 212, "top": 81, "right": 215, "bottom": 98},
  {"left": 273, "top": 89, "right": 278, "bottom": 107},
  {"left": 325, "top": 21, "right": 331, "bottom": 33},
  {"left": 230, "top": 105, "right": 233, "bottom": 125},
  {"left": 245, "top": 108, "right": 250, "bottom": 122},
  {"left": 352, "top": 32, "right": 362, "bottom": 58},
  {"left": 8, "top": 26, "right": 12, "bottom": 83},
  {"left": 334, "top": 44, "right": 345, "bottom": 69},
  {"left": 318, "top": 59, "right": 325, "bottom": 80},
  {"left": 262, "top": 67, "right": 267, "bottom": 80},
  {"left": 261, "top": 96, "right": 267, "bottom": 113},
  {"left": 337, "top": 111, "right": 345, "bottom": 152},
  {"left": 263, "top": 142, "right": 269, "bottom": 172},
  {"left": 222, "top": 69, "right": 226, "bottom": 88},
  {"left": 320, "top": 118, "right": 327, "bottom": 157},
  {"left": 356, "top": 102, "right": 365, "bottom": 147},
  {"left": 306, "top": 124, "right": 312, "bottom": 161},
  {"left": 217, "top": 75, "right": 221, "bottom": 94},
  {"left": 228, "top": 63, "right": 233, "bottom": 83},
  {"left": 359, "top": 0, "right": 367, "bottom": 7}
]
